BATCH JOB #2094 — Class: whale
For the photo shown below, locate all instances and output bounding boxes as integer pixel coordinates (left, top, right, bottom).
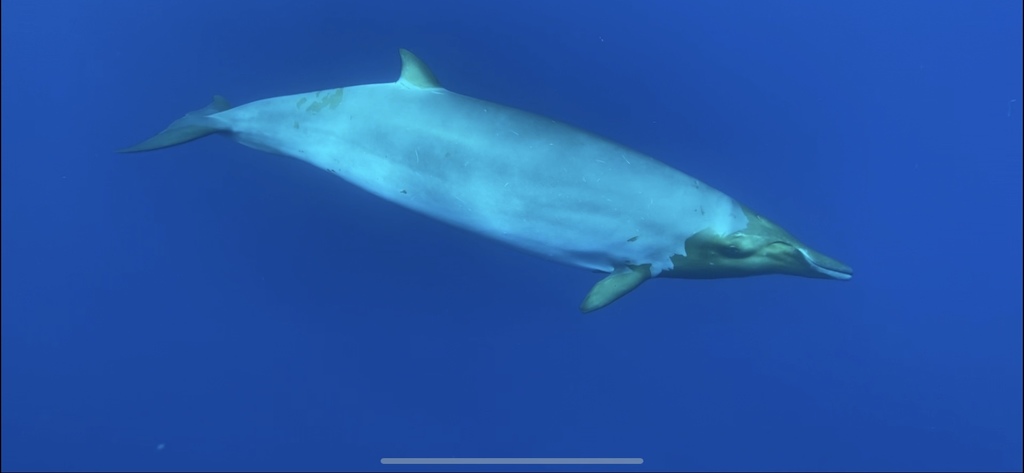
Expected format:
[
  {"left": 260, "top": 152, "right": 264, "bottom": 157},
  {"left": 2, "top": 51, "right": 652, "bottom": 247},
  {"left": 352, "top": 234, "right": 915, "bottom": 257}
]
[{"left": 121, "top": 49, "right": 852, "bottom": 313}]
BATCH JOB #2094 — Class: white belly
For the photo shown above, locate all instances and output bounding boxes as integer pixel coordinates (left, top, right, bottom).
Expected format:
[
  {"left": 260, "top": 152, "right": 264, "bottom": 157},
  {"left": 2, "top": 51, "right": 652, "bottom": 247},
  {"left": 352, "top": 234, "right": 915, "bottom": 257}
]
[{"left": 220, "top": 83, "right": 748, "bottom": 276}]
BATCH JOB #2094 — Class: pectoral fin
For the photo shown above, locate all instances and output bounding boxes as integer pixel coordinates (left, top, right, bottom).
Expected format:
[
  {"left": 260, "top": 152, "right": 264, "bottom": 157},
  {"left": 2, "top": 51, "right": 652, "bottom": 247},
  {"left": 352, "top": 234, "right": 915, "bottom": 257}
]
[{"left": 580, "top": 264, "right": 652, "bottom": 313}]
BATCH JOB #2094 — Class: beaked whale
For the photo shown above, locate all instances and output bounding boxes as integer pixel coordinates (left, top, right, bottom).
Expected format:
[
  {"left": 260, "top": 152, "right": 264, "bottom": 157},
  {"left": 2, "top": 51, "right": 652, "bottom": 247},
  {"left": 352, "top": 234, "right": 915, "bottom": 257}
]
[{"left": 121, "top": 49, "right": 852, "bottom": 313}]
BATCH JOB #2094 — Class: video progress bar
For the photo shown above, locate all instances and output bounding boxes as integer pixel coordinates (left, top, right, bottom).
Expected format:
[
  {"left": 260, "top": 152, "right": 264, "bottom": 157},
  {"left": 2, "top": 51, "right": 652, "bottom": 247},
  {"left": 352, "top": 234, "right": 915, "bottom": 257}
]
[{"left": 381, "top": 458, "right": 644, "bottom": 465}]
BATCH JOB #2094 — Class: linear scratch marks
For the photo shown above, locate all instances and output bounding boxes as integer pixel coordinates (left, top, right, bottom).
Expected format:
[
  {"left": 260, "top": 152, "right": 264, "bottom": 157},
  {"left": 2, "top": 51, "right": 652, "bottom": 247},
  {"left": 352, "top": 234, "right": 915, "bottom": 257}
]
[{"left": 621, "top": 154, "right": 631, "bottom": 165}]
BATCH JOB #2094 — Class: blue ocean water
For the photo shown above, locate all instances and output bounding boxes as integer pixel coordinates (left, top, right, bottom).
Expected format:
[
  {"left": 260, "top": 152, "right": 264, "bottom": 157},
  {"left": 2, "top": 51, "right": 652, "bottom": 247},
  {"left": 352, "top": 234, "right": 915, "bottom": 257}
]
[{"left": 1, "top": 0, "right": 1021, "bottom": 471}]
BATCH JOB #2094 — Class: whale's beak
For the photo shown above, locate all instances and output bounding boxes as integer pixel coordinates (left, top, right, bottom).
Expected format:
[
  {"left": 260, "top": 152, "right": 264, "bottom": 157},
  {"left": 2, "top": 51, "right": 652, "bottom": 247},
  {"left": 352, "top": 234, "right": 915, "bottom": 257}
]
[{"left": 797, "top": 247, "right": 853, "bottom": 280}]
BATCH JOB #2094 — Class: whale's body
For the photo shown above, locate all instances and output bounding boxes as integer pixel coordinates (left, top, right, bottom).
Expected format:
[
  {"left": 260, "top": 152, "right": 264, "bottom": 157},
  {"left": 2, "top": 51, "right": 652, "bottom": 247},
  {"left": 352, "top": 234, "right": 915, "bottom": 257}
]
[
  {"left": 123, "top": 49, "right": 852, "bottom": 312},
  {"left": 229, "top": 66, "right": 747, "bottom": 278}
]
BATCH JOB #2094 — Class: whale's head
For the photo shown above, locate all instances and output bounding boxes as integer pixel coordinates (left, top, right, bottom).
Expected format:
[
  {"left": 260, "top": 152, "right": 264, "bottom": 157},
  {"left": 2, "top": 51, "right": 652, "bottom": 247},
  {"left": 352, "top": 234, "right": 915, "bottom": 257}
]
[{"left": 667, "top": 205, "right": 853, "bottom": 281}]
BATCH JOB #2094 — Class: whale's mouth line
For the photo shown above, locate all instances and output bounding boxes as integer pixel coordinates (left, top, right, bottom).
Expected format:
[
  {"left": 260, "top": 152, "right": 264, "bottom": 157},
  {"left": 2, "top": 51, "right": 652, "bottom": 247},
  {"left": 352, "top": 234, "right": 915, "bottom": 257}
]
[
  {"left": 809, "top": 259, "right": 853, "bottom": 280},
  {"left": 798, "top": 248, "right": 854, "bottom": 280}
]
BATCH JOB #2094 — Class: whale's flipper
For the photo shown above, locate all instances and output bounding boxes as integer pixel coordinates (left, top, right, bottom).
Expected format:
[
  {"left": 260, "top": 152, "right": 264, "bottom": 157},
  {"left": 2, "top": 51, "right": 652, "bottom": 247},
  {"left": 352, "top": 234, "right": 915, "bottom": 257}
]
[
  {"left": 119, "top": 95, "right": 232, "bottom": 153},
  {"left": 580, "top": 265, "right": 652, "bottom": 313}
]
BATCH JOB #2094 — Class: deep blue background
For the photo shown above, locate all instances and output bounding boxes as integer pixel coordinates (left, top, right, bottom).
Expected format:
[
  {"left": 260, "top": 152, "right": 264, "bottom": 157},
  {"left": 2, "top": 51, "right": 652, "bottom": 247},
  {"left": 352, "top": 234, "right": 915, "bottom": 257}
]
[{"left": 2, "top": 1, "right": 1021, "bottom": 471}]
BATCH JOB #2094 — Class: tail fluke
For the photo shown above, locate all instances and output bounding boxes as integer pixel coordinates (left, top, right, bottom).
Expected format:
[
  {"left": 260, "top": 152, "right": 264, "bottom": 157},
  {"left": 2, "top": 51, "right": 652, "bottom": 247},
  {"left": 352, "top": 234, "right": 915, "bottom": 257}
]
[{"left": 119, "top": 95, "right": 232, "bottom": 153}]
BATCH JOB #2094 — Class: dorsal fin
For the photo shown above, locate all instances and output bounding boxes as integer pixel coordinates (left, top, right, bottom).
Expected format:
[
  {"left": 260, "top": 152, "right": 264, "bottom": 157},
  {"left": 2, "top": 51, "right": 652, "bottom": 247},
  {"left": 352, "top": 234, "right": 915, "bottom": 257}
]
[{"left": 397, "top": 48, "right": 442, "bottom": 89}]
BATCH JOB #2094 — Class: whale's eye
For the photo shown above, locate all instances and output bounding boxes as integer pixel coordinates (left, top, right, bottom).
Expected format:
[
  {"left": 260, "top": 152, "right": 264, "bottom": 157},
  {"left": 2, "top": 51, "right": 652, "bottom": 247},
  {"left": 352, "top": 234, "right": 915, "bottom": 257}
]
[{"left": 721, "top": 244, "right": 746, "bottom": 257}]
